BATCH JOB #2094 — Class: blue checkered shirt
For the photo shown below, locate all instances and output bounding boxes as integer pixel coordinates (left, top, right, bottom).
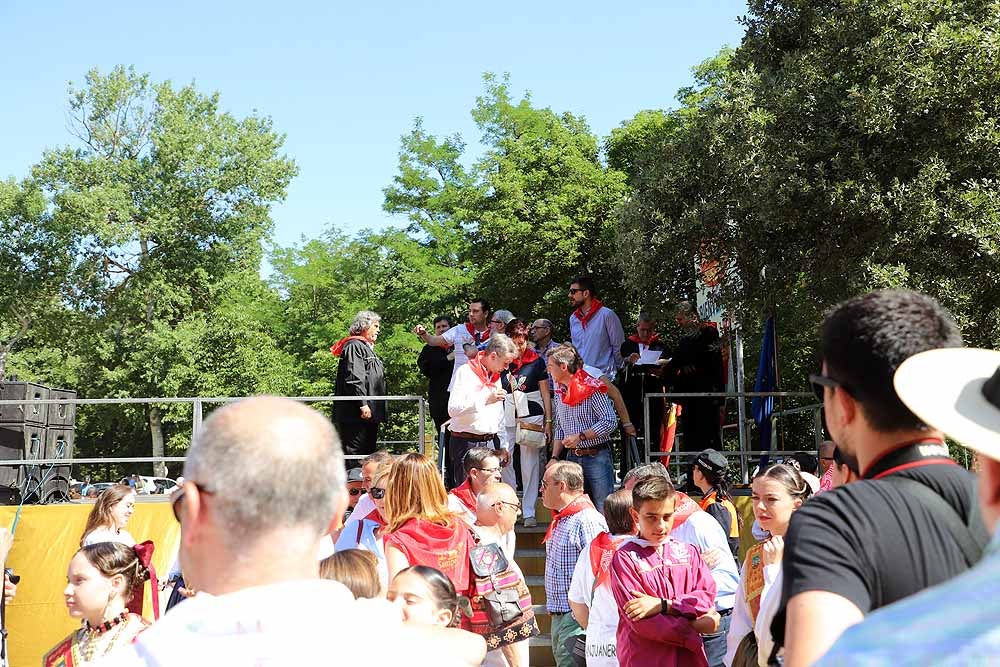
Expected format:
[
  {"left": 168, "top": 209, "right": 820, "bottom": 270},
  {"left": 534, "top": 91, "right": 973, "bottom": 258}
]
[
  {"left": 544, "top": 505, "right": 608, "bottom": 613},
  {"left": 553, "top": 390, "right": 618, "bottom": 445}
]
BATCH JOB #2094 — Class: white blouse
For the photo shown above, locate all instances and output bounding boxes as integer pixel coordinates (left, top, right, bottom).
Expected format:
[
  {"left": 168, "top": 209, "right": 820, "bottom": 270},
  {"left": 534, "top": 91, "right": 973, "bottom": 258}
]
[
  {"left": 82, "top": 527, "right": 136, "bottom": 547},
  {"left": 725, "top": 560, "right": 783, "bottom": 667}
]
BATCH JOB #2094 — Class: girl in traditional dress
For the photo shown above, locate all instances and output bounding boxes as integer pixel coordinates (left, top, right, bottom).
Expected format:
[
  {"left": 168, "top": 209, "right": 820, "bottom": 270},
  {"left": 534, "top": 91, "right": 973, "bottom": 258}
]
[
  {"left": 383, "top": 454, "right": 474, "bottom": 607},
  {"left": 80, "top": 484, "right": 137, "bottom": 547},
  {"left": 725, "top": 464, "right": 812, "bottom": 667},
  {"left": 44, "top": 542, "right": 151, "bottom": 666}
]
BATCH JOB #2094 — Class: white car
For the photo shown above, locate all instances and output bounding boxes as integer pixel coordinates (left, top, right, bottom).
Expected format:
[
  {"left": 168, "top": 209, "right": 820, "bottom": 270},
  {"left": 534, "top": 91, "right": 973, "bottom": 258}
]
[{"left": 138, "top": 476, "right": 179, "bottom": 495}]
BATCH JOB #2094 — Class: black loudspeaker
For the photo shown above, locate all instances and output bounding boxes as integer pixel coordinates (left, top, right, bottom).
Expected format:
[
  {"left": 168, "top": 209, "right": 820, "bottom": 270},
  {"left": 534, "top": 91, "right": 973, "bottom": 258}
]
[
  {"left": 0, "top": 382, "right": 49, "bottom": 425},
  {"left": 47, "top": 389, "right": 77, "bottom": 427},
  {"left": 0, "top": 424, "right": 45, "bottom": 489}
]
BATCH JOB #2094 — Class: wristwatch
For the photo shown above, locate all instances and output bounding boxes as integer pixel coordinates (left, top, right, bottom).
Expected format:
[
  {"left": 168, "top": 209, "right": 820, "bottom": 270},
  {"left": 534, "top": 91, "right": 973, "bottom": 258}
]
[{"left": 660, "top": 598, "right": 669, "bottom": 615}]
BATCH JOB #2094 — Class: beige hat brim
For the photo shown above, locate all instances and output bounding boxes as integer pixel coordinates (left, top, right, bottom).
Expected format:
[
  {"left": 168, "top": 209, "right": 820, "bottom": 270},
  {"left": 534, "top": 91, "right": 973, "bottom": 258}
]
[{"left": 894, "top": 348, "right": 1000, "bottom": 462}]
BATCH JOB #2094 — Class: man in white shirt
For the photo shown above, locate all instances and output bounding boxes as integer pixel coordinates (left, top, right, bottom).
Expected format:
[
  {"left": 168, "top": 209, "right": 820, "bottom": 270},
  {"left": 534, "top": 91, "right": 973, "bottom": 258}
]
[
  {"left": 446, "top": 334, "right": 517, "bottom": 488},
  {"left": 97, "top": 396, "right": 484, "bottom": 667},
  {"left": 414, "top": 298, "right": 494, "bottom": 391}
]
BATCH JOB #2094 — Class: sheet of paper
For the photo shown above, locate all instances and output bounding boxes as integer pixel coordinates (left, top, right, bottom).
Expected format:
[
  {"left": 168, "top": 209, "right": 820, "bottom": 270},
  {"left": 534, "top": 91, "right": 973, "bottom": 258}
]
[{"left": 638, "top": 348, "right": 663, "bottom": 365}]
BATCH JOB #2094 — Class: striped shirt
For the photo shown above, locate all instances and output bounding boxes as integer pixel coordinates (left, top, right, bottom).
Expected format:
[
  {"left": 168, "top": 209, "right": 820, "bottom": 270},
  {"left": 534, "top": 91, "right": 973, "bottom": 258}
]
[
  {"left": 544, "top": 506, "right": 608, "bottom": 613},
  {"left": 815, "top": 530, "right": 1000, "bottom": 666},
  {"left": 553, "top": 390, "right": 618, "bottom": 445}
]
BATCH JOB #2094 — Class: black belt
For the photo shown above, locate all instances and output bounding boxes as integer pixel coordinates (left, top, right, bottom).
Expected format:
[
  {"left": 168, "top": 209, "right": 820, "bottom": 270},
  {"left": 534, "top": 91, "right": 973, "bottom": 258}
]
[
  {"left": 450, "top": 431, "right": 497, "bottom": 442},
  {"left": 549, "top": 611, "right": 568, "bottom": 616}
]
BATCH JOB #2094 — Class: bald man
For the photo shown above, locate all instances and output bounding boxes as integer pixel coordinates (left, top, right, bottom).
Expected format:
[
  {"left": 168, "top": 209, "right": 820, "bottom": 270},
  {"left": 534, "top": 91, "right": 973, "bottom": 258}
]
[{"left": 101, "top": 396, "right": 484, "bottom": 667}]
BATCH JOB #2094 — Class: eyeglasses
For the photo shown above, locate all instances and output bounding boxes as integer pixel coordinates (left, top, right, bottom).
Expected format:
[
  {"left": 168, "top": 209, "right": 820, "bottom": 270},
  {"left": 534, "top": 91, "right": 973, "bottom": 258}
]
[
  {"left": 348, "top": 487, "right": 364, "bottom": 496},
  {"left": 474, "top": 466, "right": 503, "bottom": 475},
  {"left": 530, "top": 325, "right": 549, "bottom": 330},
  {"left": 370, "top": 487, "right": 386, "bottom": 500},
  {"left": 495, "top": 500, "right": 521, "bottom": 515},
  {"left": 809, "top": 373, "right": 851, "bottom": 401},
  {"left": 568, "top": 288, "right": 583, "bottom": 294},
  {"left": 170, "top": 483, "right": 213, "bottom": 522},
  {"left": 491, "top": 319, "right": 504, "bottom": 325}
]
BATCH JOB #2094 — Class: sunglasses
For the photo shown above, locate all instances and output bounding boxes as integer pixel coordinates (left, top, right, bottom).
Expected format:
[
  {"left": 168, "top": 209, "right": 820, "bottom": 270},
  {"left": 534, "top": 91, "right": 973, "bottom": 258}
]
[
  {"left": 370, "top": 487, "right": 386, "bottom": 500},
  {"left": 170, "top": 483, "right": 213, "bottom": 522},
  {"left": 809, "top": 373, "right": 852, "bottom": 401},
  {"left": 568, "top": 288, "right": 583, "bottom": 294},
  {"left": 348, "top": 488, "right": 364, "bottom": 497}
]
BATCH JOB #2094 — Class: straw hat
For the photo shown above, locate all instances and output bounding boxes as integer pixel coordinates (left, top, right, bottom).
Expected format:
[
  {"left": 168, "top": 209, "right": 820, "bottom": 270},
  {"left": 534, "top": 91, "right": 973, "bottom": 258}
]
[{"left": 894, "top": 348, "right": 1000, "bottom": 461}]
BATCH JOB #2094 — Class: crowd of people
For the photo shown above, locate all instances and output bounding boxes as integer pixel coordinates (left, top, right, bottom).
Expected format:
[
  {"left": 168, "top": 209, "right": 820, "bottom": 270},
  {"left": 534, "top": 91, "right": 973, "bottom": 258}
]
[{"left": 1, "top": 283, "right": 995, "bottom": 666}]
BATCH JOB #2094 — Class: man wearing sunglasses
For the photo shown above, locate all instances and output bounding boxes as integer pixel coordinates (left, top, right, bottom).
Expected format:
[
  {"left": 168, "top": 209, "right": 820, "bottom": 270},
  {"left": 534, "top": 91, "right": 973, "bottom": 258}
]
[
  {"left": 568, "top": 274, "right": 624, "bottom": 379},
  {"left": 121, "top": 396, "right": 485, "bottom": 667},
  {"left": 772, "top": 290, "right": 989, "bottom": 667}
]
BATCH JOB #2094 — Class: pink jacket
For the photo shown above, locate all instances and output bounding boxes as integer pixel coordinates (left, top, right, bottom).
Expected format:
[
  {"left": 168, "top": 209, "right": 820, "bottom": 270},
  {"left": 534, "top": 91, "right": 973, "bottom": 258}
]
[{"left": 610, "top": 537, "right": 717, "bottom": 667}]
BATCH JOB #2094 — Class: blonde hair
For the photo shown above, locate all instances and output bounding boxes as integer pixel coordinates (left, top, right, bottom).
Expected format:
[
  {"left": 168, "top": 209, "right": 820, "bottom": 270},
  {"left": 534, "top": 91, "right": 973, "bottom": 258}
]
[
  {"left": 319, "top": 549, "right": 380, "bottom": 599},
  {"left": 383, "top": 453, "right": 454, "bottom": 533},
  {"left": 370, "top": 462, "right": 392, "bottom": 488},
  {"left": 80, "top": 484, "right": 134, "bottom": 546}
]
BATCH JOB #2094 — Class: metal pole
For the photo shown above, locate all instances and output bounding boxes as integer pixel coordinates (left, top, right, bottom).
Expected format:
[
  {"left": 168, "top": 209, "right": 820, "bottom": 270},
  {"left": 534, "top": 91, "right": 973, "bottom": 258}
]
[
  {"left": 418, "top": 397, "right": 426, "bottom": 458},
  {"left": 734, "top": 327, "right": 749, "bottom": 483},
  {"left": 192, "top": 399, "right": 203, "bottom": 442},
  {"left": 643, "top": 394, "right": 651, "bottom": 466}
]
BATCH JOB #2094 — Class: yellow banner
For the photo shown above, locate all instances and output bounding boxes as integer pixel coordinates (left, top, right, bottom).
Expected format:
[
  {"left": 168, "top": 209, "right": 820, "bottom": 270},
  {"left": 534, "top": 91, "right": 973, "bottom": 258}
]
[{"left": 0, "top": 502, "right": 179, "bottom": 667}]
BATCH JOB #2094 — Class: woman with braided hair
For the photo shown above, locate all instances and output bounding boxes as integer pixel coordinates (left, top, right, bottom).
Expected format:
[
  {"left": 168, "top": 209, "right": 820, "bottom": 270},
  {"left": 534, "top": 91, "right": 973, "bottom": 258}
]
[{"left": 44, "top": 542, "right": 152, "bottom": 665}]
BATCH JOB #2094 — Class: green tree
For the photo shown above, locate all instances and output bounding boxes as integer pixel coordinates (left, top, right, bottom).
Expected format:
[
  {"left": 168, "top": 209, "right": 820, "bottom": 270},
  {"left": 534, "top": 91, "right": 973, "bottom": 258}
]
[{"left": 32, "top": 66, "right": 298, "bottom": 474}]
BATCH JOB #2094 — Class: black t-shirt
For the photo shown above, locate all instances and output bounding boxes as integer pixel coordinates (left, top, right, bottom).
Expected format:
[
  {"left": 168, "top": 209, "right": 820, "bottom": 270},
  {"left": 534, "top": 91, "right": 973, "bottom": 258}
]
[
  {"left": 772, "top": 441, "right": 989, "bottom": 644},
  {"left": 502, "top": 355, "right": 549, "bottom": 417}
]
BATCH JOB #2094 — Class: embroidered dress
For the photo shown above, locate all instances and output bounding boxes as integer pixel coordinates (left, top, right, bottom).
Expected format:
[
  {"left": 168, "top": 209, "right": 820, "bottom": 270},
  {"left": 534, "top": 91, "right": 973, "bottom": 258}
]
[
  {"left": 43, "top": 613, "right": 148, "bottom": 666},
  {"left": 725, "top": 543, "right": 783, "bottom": 667}
]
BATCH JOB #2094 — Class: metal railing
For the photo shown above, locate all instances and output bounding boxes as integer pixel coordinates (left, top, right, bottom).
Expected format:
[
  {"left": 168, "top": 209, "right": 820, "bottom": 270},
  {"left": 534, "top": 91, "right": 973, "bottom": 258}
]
[
  {"left": 641, "top": 391, "right": 820, "bottom": 482},
  {"left": 0, "top": 395, "right": 431, "bottom": 501}
]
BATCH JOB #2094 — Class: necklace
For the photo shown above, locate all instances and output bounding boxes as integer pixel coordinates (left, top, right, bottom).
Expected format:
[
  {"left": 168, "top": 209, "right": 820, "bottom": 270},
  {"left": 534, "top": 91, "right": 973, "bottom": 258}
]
[{"left": 77, "top": 614, "right": 132, "bottom": 663}]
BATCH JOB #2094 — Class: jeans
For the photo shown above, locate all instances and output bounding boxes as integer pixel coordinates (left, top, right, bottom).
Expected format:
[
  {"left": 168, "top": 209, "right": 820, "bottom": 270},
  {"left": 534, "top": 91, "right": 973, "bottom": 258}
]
[
  {"left": 701, "top": 609, "right": 732, "bottom": 667},
  {"left": 566, "top": 447, "right": 614, "bottom": 513},
  {"left": 551, "top": 612, "right": 585, "bottom": 667}
]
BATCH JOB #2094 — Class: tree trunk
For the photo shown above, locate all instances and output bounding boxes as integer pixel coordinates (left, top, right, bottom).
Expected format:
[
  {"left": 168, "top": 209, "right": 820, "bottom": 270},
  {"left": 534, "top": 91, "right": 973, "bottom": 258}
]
[{"left": 149, "top": 405, "right": 167, "bottom": 477}]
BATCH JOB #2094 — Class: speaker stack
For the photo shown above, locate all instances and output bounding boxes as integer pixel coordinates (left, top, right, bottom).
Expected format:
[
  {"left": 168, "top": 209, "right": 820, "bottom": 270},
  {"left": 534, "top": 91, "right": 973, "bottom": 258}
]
[{"left": 0, "top": 382, "right": 76, "bottom": 504}]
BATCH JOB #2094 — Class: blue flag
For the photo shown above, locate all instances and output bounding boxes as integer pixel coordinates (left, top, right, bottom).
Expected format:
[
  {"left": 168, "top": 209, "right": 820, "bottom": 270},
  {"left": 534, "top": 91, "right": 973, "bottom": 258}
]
[{"left": 751, "top": 316, "right": 777, "bottom": 470}]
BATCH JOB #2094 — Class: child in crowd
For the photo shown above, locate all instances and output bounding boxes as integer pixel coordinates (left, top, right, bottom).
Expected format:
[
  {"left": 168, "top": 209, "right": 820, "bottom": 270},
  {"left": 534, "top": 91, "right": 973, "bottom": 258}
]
[
  {"left": 610, "top": 476, "right": 718, "bottom": 667},
  {"left": 320, "top": 548, "right": 382, "bottom": 599}
]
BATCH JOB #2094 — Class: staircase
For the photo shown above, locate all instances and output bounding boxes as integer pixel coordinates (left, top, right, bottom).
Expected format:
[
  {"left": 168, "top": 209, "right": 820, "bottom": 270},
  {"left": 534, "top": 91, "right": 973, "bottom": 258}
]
[{"left": 515, "top": 503, "right": 556, "bottom": 666}]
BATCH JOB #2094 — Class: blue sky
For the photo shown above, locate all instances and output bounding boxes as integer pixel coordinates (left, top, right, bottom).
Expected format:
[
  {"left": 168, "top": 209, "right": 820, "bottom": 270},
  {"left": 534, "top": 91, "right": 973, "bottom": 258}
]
[{"left": 1, "top": 1, "right": 749, "bottom": 250}]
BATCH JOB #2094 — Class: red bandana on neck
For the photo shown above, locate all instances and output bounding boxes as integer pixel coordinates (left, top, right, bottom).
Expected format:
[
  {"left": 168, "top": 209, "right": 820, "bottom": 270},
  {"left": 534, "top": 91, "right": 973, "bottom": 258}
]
[
  {"left": 450, "top": 479, "right": 477, "bottom": 514},
  {"left": 627, "top": 333, "right": 660, "bottom": 345},
  {"left": 573, "top": 299, "right": 604, "bottom": 329},
  {"left": 543, "top": 494, "right": 596, "bottom": 543},
  {"left": 363, "top": 508, "right": 385, "bottom": 527},
  {"left": 671, "top": 492, "right": 700, "bottom": 530},
  {"left": 466, "top": 321, "right": 491, "bottom": 344},
  {"left": 557, "top": 369, "right": 608, "bottom": 407},
  {"left": 589, "top": 532, "right": 631, "bottom": 589},
  {"left": 468, "top": 357, "right": 500, "bottom": 387},
  {"left": 330, "top": 336, "right": 370, "bottom": 357},
  {"left": 509, "top": 347, "right": 540, "bottom": 374}
]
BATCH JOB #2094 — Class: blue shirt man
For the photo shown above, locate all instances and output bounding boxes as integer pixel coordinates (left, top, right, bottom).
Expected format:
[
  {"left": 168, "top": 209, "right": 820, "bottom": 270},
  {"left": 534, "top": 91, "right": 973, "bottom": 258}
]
[{"left": 567, "top": 276, "right": 624, "bottom": 378}]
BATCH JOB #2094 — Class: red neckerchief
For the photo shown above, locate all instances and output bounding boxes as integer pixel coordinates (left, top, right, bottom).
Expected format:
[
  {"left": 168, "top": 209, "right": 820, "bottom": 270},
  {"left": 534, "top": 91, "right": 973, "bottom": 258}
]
[
  {"left": 589, "top": 532, "right": 631, "bottom": 589},
  {"left": 330, "top": 336, "right": 370, "bottom": 357},
  {"left": 671, "top": 492, "right": 700, "bottom": 530},
  {"left": 573, "top": 299, "right": 604, "bottom": 329},
  {"left": 557, "top": 369, "right": 608, "bottom": 407},
  {"left": 627, "top": 334, "right": 660, "bottom": 345},
  {"left": 386, "top": 518, "right": 472, "bottom": 595},
  {"left": 465, "top": 321, "right": 491, "bottom": 344},
  {"left": 468, "top": 357, "right": 500, "bottom": 388},
  {"left": 509, "top": 347, "right": 540, "bottom": 374},
  {"left": 543, "top": 494, "right": 596, "bottom": 543},
  {"left": 363, "top": 508, "right": 385, "bottom": 527},
  {"left": 449, "top": 479, "right": 477, "bottom": 514}
]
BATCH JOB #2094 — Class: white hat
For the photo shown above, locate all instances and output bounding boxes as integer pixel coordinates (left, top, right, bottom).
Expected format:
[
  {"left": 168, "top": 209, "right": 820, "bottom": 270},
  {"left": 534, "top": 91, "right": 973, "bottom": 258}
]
[{"left": 894, "top": 348, "right": 1000, "bottom": 461}]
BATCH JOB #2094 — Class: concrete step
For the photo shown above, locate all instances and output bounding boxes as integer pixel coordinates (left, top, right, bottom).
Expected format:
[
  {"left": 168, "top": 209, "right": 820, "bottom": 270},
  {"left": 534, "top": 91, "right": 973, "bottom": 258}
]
[{"left": 529, "top": 634, "right": 556, "bottom": 666}]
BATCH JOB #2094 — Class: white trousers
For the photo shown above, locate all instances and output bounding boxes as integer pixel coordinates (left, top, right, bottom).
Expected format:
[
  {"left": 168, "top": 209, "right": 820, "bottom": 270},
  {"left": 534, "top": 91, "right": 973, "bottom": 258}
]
[{"left": 501, "top": 425, "right": 543, "bottom": 519}]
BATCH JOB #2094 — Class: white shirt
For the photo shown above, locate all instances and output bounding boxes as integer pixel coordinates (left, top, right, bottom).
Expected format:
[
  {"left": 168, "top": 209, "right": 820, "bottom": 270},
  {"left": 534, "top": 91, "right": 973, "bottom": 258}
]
[
  {"left": 83, "top": 527, "right": 136, "bottom": 547},
  {"left": 447, "top": 362, "right": 503, "bottom": 435},
  {"left": 442, "top": 324, "right": 490, "bottom": 391},
  {"left": 568, "top": 535, "right": 626, "bottom": 667},
  {"left": 726, "top": 561, "right": 783, "bottom": 667},
  {"left": 95, "top": 580, "right": 462, "bottom": 667},
  {"left": 670, "top": 511, "right": 739, "bottom": 611},
  {"left": 343, "top": 493, "right": 376, "bottom": 527}
]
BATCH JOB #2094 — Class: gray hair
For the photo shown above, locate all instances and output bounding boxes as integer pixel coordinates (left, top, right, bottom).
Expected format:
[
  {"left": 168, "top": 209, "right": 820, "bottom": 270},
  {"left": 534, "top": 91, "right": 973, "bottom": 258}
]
[
  {"left": 483, "top": 333, "right": 517, "bottom": 357},
  {"left": 493, "top": 309, "right": 515, "bottom": 325},
  {"left": 184, "top": 396, "right": 345, "bottom": 544},
  {"left": 637, "top": 312, "right": 653, "bottom": 324},
  {"left": 549, "top": 461, "right": 585, "bottom": 491},
  {"left": 349, "top": 310, "right": 381, "bottom": 336},
  {"left": 623, "top": 462, "right": 671, "bottom": 486}
]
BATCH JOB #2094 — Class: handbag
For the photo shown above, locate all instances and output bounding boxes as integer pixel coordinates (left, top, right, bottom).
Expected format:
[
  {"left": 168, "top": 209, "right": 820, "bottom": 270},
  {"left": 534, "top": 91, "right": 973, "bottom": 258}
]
[
  {"left": 731, "top": 631, "right": 759, "bottom": 667},
  {"left": 467, "top": 538, "right": 539, "bottom": 649},
  {"left": 515, "top": 421, "right": 547, "bottom": 449}
]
